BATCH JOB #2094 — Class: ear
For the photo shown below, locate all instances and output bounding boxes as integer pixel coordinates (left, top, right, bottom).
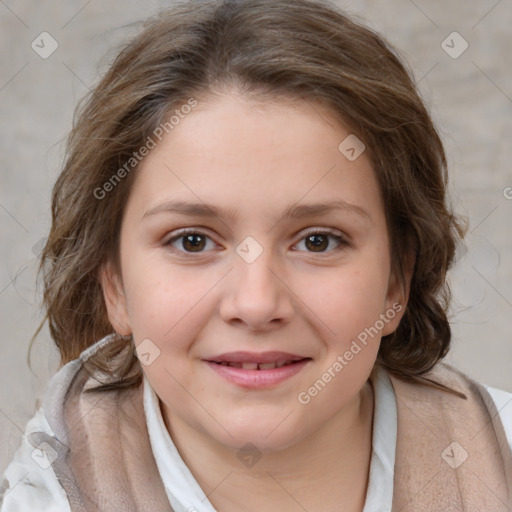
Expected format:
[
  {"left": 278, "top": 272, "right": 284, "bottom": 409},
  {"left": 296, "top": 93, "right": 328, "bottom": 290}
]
[
  {"left": 382, "top": 250, "right": 415, "bottom": 336},
  {"left": 98, "top": 261, "right": 132, "bottom": 336}
]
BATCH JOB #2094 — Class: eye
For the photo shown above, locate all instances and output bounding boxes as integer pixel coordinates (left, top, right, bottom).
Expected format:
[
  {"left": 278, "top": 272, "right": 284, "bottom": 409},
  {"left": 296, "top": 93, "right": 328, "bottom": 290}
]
[
  {"left": 164, "top": 228, "right": 217, "bottom": 253},
  {"left": 164, "top": 227, "right": 348, "bottom": 255},
  {"left": 293, "top": 229, "right": 347, "bottom": 253}
]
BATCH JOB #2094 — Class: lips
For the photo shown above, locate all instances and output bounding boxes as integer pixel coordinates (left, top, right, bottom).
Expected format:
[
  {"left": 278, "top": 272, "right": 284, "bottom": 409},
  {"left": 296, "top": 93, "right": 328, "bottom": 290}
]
[
  {"left": 204, "top": 351, "right": 311, "bottom": 388},
  {"left": 214, "top": 360, "right": 299, "bottom": 370},
  {"left": 206, "top": 351, "right": 308, "bottom": 368}
]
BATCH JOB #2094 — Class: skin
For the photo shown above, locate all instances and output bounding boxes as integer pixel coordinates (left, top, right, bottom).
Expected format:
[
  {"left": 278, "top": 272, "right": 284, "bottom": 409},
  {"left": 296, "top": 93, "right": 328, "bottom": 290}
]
[{"left": 100, "top": 90, "right": 410, "bottom": 511}]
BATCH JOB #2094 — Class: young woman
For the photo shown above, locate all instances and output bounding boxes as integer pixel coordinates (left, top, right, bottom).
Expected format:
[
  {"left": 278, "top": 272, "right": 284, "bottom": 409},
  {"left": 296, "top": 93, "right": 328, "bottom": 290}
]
[{"left": 2, "top": 1, "right": 511, "bottom": 510}]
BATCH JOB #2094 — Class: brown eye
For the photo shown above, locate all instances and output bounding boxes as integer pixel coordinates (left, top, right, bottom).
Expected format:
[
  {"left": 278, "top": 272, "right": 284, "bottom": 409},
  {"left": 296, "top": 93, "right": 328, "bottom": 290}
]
[
  {"left": 305, "top": 233, "right": 329, "bottom": 252},
  {"left": 181, "top": 233, "right": 206, "bottom": 252},
  {"left": 165, "top": 230, "right": 216, "bottom": 253},
  {"left": 294, "top": 230, "right": 347, "bottom": 253}
]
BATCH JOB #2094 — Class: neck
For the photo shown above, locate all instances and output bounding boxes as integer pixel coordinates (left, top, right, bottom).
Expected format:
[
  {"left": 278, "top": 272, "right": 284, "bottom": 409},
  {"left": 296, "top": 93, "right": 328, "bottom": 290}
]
[{"left": 161, "top": 380, "right": 375, "bottom": 512}]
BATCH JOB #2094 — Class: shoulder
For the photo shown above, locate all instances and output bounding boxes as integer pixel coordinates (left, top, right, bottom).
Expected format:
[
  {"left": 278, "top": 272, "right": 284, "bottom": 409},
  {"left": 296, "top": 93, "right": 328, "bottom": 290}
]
[
  {"left": 484, "top": 384, "right": 512, "bottom": 454},
  {"left": 434, "top": 364, "right": 512, "bottom": 450},
  {"left": 1, "top": 334, "right": 119, "bottom": 512},
  {"left": 0, "top": 407, "right": 71, "bottom": 512},
  {"left": 387, "top": 362, "right": 512, "bottom": 456}
]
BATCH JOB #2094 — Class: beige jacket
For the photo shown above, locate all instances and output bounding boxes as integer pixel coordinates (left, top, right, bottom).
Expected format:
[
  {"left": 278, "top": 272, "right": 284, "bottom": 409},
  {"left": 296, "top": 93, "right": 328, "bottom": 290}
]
[{"left": 2, "top": 337, "right": 512, "bottom": 511}]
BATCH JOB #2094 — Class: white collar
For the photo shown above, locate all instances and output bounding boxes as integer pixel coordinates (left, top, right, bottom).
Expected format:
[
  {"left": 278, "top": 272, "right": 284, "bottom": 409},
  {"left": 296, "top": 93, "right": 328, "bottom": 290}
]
[{"left": 143, "top": 365, "right": 396, "bottom": 512}]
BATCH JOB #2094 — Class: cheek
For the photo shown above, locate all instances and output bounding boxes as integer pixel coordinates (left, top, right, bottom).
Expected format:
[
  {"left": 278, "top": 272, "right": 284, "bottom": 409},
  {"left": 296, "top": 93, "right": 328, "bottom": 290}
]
[
  {"left": 296, "top": 267, "right": 386, "bottom": 412},
  {"left": 120, "top": 252, "right": 217, "bottom": 354},
  {"left": 305, "top": 261, "right": 391, "bottom": 339},
  {"left": 123, "top": 265, "right": 209, "bottom": 395}
]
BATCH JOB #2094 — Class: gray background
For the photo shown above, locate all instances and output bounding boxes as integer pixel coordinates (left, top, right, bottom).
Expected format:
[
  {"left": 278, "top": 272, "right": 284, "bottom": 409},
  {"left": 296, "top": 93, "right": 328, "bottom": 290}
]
[{"left": 1, "top": 0, "right": 511, "bottom": 475}]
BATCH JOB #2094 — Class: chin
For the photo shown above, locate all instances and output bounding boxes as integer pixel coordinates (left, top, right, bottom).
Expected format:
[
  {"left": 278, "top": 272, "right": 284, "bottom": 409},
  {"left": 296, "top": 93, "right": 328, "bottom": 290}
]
[{"left": 205, "top": 414, "right": 309, "bottom": 454}]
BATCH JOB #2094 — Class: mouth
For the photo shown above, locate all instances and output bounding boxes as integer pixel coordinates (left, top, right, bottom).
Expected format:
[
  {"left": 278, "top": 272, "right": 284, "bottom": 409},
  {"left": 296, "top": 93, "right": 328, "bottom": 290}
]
[
  {"left": 204, "top": 351, "right": 312, "bottom": 389},
  {"left": 210, "top": 359, "right": 307, "bottom": 370}
]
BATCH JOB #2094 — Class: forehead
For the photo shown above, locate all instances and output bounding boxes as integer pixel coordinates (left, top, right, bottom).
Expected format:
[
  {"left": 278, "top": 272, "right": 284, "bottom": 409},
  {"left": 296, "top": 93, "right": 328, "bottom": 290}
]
[{"left": 126, "top": 93, "right": 383, "bottom": 224}]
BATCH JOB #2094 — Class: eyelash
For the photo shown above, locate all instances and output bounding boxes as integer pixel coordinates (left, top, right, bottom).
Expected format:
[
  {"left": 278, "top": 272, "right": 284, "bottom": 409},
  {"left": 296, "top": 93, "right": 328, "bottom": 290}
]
[{"left": 163, "top": 227, "right": 349, "bottom": 256}]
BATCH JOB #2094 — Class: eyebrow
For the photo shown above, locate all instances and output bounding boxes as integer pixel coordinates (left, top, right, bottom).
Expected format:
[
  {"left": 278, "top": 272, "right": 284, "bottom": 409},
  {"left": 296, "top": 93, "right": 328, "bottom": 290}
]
[{"left": 142, "top": 199, "right": 371, "bottom": 222}]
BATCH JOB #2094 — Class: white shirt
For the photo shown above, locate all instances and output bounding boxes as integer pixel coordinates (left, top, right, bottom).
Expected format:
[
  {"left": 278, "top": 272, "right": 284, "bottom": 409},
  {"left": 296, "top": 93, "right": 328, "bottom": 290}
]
[
  {"left": 143, "top": 367, "right": 512, "bottom": 512},
  {"left": 1, "top": 348, "right": 511, "bottom": 511}
]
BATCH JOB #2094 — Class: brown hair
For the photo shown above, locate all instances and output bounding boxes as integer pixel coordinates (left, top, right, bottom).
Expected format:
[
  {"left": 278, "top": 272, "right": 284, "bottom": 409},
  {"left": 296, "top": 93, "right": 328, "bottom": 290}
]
[{"left": 30, "top": 0, "right": 466, "bottom": 392}]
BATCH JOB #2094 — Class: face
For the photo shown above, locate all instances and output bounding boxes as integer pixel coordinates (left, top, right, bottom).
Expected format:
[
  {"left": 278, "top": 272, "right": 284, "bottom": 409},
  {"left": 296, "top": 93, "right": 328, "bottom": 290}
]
[{"left": 101, "top": 91, "right": 407, "bottom": 453}]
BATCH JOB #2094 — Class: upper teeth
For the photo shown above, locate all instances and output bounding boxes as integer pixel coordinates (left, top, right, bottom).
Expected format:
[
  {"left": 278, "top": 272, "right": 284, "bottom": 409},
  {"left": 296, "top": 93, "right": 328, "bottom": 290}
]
[{"left": 218, "top": 360, "right": 295, "bottom": 370}]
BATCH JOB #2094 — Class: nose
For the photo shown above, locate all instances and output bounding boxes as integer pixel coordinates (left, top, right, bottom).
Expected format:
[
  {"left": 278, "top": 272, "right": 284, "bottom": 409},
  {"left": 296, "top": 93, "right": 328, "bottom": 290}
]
[{"left": 219, "top": 246, "right": 295, "bottom": 332}]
